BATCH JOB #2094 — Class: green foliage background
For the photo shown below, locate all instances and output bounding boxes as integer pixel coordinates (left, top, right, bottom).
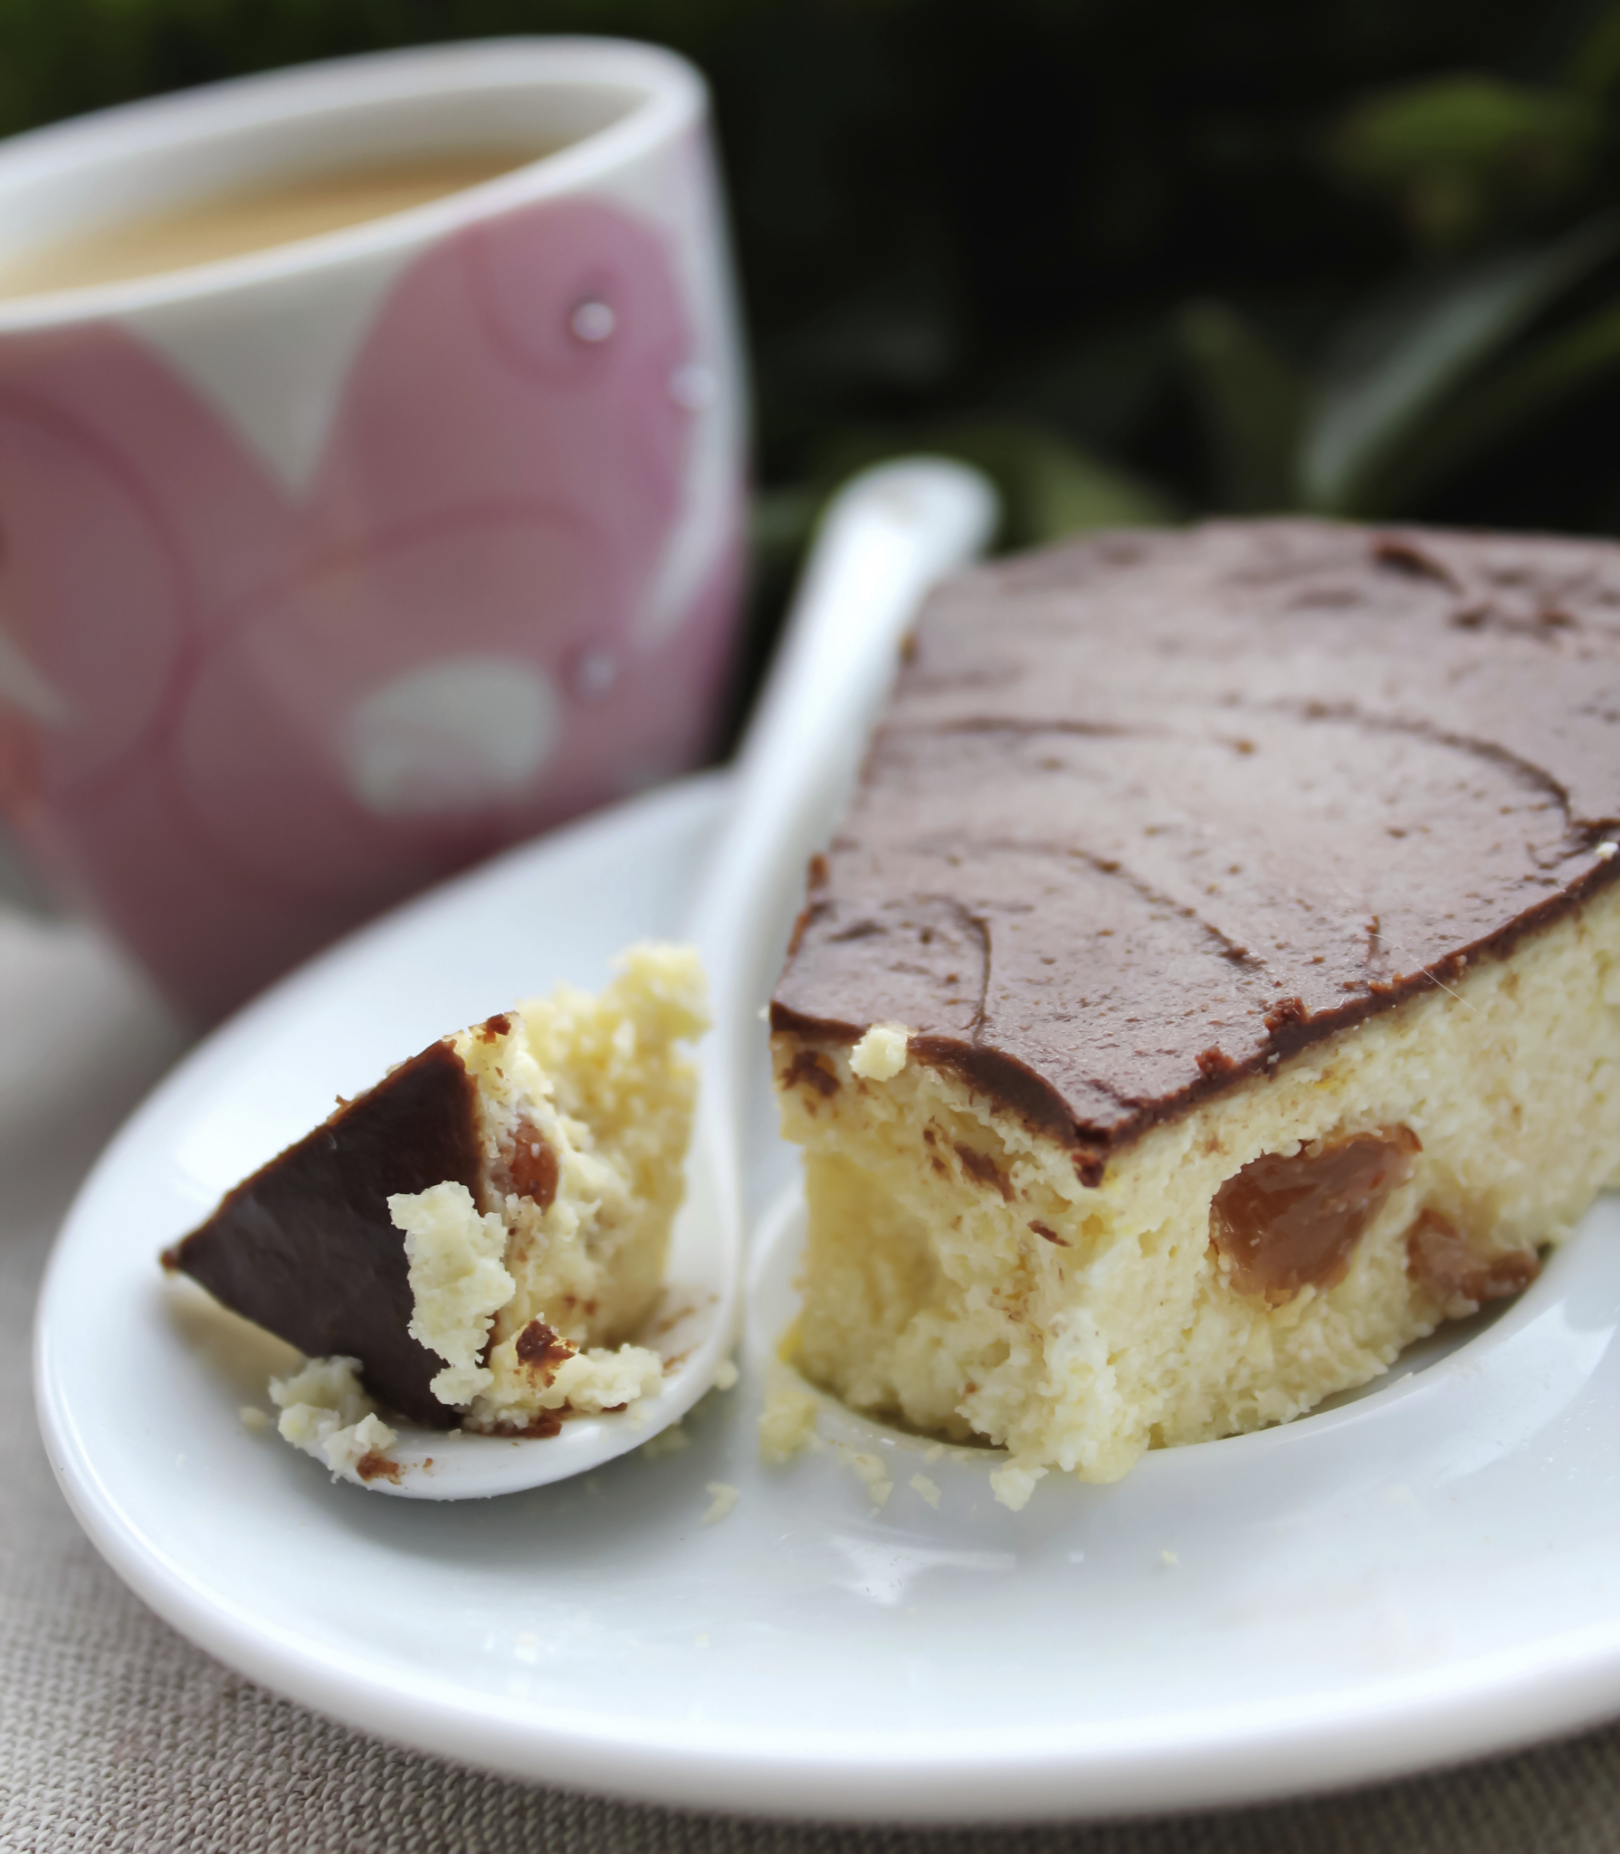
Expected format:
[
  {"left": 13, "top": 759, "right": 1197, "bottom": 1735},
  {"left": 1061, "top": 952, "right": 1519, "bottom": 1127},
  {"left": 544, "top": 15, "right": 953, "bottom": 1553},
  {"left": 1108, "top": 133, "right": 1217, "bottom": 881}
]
[{"left": 8, "top": 0, "right": 1620, "bottom": 625}]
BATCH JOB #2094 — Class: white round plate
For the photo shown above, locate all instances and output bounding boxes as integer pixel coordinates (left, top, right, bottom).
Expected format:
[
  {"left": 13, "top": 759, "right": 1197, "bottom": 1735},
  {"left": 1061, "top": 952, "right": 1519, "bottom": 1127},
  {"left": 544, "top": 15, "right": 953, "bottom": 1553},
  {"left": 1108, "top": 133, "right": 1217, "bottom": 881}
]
[{"left": 34, "top": 771, "right": 1620, "bottom": 1824}]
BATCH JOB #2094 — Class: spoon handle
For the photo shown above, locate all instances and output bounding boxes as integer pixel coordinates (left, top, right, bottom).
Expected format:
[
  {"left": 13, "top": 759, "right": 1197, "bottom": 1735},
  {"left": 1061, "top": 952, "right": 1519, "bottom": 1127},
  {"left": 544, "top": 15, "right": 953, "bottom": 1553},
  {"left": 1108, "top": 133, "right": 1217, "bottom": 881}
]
[{"left": 691, "top": 458, "right": 999, "bottom": 1167}]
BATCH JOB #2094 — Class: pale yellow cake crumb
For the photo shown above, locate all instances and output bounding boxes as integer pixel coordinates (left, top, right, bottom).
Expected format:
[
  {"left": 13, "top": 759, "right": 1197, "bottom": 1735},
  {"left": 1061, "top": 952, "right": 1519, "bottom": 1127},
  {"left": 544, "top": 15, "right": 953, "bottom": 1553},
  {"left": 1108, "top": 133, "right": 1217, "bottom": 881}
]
[
  {"left": 714, "top": 1358, "right": 739, "bottom": 1391},
  {"left": 642, "top": 1422, "right": 690, "bottom": 1460},
  {"left": 759, "top": 1367, "right": 822, "bottom": 1464},
  {"left": 835, "top": 1442, "right": 893, "bottom": 1507},
  {"left": 702, "top": 1481, "right": 740, "bottom": 1524},
  {"left": 989, "top": 1460, "right": 1047, "bottom": 1512},
  {"left": 556, "top": 1346, "right": 666, "bottom": 1412},
  {"left": 910, "top": 1472, "right": 941, "bottom": 1509},
  {"left": 269, "top": 1356, "right": 398, "bottom": 1483},
  {"left": 238, "top": 1405, "right": 271, "bottom": 1433},
  {"left": 850, "top": 1022, "right": 910, "bottom": 1081},
  {"left": 392, "top": 1181, "right": 513, "bottom": 1406}
]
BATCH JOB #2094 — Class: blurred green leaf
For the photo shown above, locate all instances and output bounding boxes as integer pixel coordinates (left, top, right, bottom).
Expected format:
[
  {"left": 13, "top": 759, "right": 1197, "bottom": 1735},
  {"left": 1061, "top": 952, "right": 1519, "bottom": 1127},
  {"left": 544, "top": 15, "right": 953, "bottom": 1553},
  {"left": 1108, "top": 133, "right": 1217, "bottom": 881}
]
[
  {"left": 750, "top": 483, "right": 821, "bottom": 568},
  {"left": 828, "top": 419, "right": 1176, "bottom": 547},
  {"left": 1301, "top": 213, "right": 1620, "bottom": 515},
  {"left": 1330, "top": 73, "right": 1603, "bottom": 254},
  {"left": 1567, "top": 3, "right": 1620, "bottom": 97},
  {"left": 803, "top": 419, "right": 1176, "bottom": 557},
  {"left": 994, "top": 427, "right": 1177, "bottom": 543},
  {"left": 1356, "top": 295, "right": 1620, "bottom": 511},
  {"left": 1175, "top": 300, "right": 1308, "bottom": 511}
]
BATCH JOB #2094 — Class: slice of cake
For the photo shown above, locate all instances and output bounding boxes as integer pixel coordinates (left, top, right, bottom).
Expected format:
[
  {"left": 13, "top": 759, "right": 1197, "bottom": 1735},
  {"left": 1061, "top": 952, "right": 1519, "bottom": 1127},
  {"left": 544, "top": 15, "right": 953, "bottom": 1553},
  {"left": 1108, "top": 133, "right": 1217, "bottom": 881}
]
[
  {"left": 164, "top": 944, "right": 706, "bottom": 1475},
  {"left": 769, "top": 520, "right": 1620, "bottom": 1499}
]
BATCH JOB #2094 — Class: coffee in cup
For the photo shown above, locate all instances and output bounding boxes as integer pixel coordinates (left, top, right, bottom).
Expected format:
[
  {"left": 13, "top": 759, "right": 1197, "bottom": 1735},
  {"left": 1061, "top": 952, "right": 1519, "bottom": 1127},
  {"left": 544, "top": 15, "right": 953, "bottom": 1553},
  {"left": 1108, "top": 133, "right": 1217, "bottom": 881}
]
[{"left": 0, "top": 148, "right": 561, "bottom": 299}]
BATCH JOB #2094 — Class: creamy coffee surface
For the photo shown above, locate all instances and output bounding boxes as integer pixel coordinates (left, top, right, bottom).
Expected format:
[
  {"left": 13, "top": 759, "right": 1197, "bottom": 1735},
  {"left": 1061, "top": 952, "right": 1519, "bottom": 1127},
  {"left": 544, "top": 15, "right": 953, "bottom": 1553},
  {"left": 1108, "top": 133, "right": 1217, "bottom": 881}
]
[{"left": 0, "top": 148, "right": 548, "bottom": 298}]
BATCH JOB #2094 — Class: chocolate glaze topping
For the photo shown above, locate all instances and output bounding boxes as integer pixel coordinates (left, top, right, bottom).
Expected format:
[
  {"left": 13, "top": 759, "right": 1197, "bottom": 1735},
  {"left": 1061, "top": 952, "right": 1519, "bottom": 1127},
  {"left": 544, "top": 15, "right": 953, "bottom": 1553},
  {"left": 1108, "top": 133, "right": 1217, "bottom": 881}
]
[
  {"left": 162, "top": 1039, "right": 481, "bottom": 1427},
  {"left": 771, "top": 520, "right": 1620, "bottom": 1183}
]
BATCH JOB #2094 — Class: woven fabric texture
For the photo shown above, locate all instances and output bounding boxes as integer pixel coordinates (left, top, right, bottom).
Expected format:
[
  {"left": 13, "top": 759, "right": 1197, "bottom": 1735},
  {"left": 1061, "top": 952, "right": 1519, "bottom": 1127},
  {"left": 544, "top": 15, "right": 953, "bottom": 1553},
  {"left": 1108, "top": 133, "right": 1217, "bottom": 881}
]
[{"left": 5, "top": 904, "right": 1620, "bottom": 1854}]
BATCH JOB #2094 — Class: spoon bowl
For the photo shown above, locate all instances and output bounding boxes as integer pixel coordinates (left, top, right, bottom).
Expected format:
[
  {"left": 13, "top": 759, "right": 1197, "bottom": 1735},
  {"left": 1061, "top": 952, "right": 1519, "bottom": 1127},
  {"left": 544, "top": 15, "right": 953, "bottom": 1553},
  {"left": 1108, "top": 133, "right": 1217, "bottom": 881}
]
[{"left": 306, "top": 1119, "right": 736, "bottom": 1498}]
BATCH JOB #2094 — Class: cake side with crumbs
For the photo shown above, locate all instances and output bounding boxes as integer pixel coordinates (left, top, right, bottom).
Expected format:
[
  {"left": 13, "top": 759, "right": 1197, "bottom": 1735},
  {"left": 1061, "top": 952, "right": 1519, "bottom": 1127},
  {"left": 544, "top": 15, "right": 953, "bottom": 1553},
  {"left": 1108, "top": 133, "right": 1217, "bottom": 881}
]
[
  {"left": 769, "top": 520, "right": 1620, "bottom": 1497},
  {"left": 164, "top": 943, "right": 706, "bottom": 1481}
]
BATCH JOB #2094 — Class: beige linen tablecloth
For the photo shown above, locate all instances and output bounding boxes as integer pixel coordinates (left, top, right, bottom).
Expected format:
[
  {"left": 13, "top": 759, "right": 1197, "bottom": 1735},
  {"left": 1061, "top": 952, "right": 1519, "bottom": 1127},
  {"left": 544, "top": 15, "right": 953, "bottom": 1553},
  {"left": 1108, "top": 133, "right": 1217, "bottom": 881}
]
[{"left": 6, "top": 900, "right": 1620, "bottom": 1853}]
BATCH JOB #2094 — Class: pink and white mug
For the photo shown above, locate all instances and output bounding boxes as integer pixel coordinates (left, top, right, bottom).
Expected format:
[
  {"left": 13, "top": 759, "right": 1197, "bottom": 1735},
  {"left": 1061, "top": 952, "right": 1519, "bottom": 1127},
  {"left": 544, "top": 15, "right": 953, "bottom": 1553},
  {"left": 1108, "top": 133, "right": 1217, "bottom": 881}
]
[{"left": 0, "top": 40, "right": 746, "bottom": 1017}]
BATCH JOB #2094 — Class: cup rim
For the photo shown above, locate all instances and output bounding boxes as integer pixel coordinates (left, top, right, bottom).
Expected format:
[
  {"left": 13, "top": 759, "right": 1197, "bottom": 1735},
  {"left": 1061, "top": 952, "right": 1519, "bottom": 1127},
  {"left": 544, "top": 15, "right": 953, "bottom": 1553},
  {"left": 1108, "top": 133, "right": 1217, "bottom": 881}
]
[{"left": 0, "top": 36, "right": 705, "bottom": 333}]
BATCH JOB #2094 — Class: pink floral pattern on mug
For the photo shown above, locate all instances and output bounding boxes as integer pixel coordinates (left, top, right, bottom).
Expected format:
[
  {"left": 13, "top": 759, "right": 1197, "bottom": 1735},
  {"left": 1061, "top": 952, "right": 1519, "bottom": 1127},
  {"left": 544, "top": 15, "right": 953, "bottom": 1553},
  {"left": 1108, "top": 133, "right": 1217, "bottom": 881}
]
[{"left": 0, "top": 192, "right": 744, "bottom": 1016}]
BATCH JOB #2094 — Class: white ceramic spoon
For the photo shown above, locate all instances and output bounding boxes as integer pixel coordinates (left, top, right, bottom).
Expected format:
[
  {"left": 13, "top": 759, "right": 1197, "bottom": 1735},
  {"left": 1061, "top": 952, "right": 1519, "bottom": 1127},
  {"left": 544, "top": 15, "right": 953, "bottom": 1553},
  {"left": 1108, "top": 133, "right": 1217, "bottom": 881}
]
[{"left": 361, "top": 458, "right": 998, "bottom": 1495}]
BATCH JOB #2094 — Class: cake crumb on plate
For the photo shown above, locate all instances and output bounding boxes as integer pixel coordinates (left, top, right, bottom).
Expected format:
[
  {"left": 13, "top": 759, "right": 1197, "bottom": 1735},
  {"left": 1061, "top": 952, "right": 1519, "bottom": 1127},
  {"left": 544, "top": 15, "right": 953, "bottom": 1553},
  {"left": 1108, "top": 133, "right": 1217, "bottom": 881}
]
[
  {"left": 989, "top": 1460, "right": 1047, "bottom": 1513},
  {"left": 702, "top": 1482, "right": 740, "bottom": 1525},
  {"left": 759, "top": 1367, "right": 821, "bottom": 1464},
  {"left": 834, "top": 1442, "right": 893, "bottom": 1507}
]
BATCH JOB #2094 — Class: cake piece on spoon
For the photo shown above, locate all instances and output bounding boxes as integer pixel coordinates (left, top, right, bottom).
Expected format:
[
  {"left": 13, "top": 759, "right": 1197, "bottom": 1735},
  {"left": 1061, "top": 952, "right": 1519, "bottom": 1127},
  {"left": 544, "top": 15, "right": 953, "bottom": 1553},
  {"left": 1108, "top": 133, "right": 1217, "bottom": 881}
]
[
  {"left": 163, "top": 943, "right": 706, "bottom": 1479},
  {"left": 770, "top": 519, "right": 1620, "bottom": 1501}
]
